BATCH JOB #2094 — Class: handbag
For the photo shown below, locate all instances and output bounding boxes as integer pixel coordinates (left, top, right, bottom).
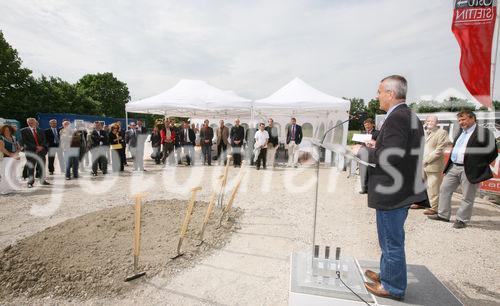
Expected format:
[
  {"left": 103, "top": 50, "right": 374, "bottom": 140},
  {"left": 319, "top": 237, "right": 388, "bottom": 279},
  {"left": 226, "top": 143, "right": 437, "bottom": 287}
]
[{"left": 111, "top": 143, "right": 123, "bottom": 150}]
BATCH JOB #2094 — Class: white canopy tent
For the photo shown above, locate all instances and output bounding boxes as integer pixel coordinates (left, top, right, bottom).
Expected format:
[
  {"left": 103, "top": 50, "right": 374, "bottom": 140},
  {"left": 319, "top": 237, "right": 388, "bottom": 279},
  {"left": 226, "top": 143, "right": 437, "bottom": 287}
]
[
  {"left": 125, "top": 77, "right": 351, "bottom": 167},
  {"left": 254, "top": 77, "right": 350, "bottom": 114},
  {"left": 253, "top": 77, "right": 351, "bottom": 166},
  {"left": 125, "top": 79, "right": 252, "bottom": 118}
]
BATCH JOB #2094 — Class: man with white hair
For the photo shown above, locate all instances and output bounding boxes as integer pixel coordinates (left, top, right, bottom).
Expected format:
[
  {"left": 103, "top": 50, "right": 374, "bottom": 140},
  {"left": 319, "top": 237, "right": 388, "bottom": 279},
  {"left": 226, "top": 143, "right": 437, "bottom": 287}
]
[
  {"left": 20, "top": 118, "right": 50, "bottom": 188},
  {"left": 230, "top": 119, "right": 245, "bottom": 167},
  {"left": 44, "top": 119, "right": 64, "bottom": 175},
  {"left": 418, "top": 115, "right": 449, "bottom": 215},
  {"left": 353, "top": 75, "right": 426, "bottom": 300},
  {"left": 265, "top": 118, "right": 279, "bottom": 168}
]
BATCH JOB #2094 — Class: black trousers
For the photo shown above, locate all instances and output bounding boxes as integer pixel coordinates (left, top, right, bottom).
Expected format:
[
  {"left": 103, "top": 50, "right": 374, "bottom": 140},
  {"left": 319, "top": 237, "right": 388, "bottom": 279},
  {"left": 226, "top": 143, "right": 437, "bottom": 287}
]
[
  {"left": 217, "top": 143, "right": 227, "bottom": 164},
  {"left": 119, "top": 147, "right": 126, "bottom": 168},
  {"left": 256, "top": 148, "right": 267, "bottom": 169},
  {"left": 92, "top": 147, "right": 108, "bottom": 174},
  {"left": 232, "top": 145, "right": 242, "bottom": 166},
  {"left": 25, "top": 151, "right": 46, "bottom": 184}
]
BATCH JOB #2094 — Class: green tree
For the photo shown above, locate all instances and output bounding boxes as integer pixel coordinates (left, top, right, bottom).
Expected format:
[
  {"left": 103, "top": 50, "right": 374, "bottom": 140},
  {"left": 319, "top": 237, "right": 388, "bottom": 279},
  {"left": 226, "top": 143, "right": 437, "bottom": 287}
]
[
  {"left": 440, "top": 97, "right": 476, "bottom": 112},
  {"left": 366, "top": 98, "right": 385, "bottom": 120},
  {"left": 414, "top": 100, "right": 441, "bottom": 113},
  {"left": 0, "top": 30, "right": 35, "bottom": 122},
  {"left": 347, "top": 97, "right": 366, "bottom": 130},
  {"left": 76, "top": 73, "right": 130, "bottom": 118}
]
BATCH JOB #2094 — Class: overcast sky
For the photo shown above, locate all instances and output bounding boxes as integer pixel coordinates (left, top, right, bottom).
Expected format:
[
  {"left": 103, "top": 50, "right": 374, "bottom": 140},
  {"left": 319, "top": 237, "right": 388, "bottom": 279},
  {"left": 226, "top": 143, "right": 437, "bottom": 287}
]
[{"left": 1, "top": 0, "right": 499, "bottom": 104}]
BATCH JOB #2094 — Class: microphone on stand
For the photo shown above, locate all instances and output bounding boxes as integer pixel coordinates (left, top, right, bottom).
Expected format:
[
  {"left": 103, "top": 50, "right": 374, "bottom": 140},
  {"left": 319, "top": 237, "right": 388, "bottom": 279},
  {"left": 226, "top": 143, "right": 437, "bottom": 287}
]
[{"left": 311, "top": 111, "right": 366, "bottom": 266}]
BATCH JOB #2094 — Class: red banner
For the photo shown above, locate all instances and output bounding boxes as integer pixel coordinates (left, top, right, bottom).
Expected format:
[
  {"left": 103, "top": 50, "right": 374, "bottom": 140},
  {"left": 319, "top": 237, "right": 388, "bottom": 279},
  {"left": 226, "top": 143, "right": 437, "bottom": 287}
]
[{"left": 452, "top": 0, "right": 497, "bottom": 108}]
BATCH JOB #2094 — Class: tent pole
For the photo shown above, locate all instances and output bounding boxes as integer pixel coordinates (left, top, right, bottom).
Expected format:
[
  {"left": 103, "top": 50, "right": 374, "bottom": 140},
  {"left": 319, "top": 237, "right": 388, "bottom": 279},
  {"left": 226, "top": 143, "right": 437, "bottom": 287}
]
[
  {"left": 125, "top": 111, "right": 129, "bottom": 126},
  {"left": 490, "top": 2, "right": 500, "bottom": 112}
]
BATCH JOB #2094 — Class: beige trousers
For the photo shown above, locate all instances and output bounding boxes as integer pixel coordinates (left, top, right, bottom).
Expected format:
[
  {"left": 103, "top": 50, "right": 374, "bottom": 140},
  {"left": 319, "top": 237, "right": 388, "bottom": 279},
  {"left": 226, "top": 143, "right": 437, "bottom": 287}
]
[
  {"left": 266, "top": 144, "right": 277, "bottom": 167},
  {"left": 287, "top": 141, "right": 299, "bottom": 166},
  {"left": 423, "top": 170, "right": 443, "bottom": 211}
]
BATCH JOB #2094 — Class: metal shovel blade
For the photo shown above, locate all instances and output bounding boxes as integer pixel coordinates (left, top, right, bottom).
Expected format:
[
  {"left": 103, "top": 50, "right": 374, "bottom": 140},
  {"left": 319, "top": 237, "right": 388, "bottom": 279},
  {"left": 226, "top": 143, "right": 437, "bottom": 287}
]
[
  {"left": 170, "top": 238, "right": 185, "bottom": 260},
  {"left": 125, "top": 271, "right": 146, "bottom": 282}
]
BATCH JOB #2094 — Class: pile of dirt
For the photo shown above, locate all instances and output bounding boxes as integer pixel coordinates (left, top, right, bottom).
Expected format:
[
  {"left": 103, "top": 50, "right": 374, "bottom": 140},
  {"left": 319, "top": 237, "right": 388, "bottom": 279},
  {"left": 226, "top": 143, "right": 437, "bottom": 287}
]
[{"left": 0, "top": 199, "right": 241, "bottom": 301}]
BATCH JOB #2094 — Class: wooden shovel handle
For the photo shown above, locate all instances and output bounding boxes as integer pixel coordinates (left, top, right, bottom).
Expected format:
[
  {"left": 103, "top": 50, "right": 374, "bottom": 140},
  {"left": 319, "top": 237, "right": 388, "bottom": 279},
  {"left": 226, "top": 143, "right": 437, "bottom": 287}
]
[
  {"left": 179, "top": 187, "right": 202, "bottom": 237},
  {"left": 133, "top": 195, "right": 143, "bottom": 257}
]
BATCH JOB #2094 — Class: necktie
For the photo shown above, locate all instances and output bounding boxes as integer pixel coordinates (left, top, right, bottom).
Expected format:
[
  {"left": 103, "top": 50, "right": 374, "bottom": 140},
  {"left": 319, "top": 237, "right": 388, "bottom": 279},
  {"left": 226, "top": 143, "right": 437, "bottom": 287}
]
[
  {"left": 450, "top": 130, "right": 467, "bottom": 163},
  {"left": 292, "top": 125, "right": 295, "bottom": 140},
  {"left": 185, "top": 129, "right": 188, "bottom": 142},
  {"left": 33, "top": 128, "right": 39, "bottom": 146},
  {"left": 53, "top": 128, "right": 59, "bottom": 143}
]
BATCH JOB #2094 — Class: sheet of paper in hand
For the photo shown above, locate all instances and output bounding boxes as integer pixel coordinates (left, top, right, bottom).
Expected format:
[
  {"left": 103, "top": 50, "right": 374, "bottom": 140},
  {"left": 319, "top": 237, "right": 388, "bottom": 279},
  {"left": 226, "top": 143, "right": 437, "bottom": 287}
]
[{"left": 351, "top": 133, "right": 372, "bottom": 143}]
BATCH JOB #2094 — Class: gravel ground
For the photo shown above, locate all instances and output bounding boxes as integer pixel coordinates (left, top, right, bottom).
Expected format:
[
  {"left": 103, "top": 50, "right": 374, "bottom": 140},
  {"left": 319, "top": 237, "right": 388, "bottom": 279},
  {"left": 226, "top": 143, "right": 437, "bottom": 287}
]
[{"left": 0, "top": 159, "right": 498, "bottom": 305}]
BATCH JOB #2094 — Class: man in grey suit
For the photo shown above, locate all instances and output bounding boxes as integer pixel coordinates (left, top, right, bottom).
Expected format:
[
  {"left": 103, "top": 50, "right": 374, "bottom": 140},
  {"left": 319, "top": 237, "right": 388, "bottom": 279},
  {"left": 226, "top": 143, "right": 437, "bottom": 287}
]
[
  {"left": 126, "top": 122, "right": 139, "bottom": 171},
  {"left": 429, "top": 110, "right": 498, "bottom": 228},
  {"left": 353, "top": 75, "right": 426, "bottom": 300},
  {"left": 135, "top": 119, "right": 147, "bottom": 171}
]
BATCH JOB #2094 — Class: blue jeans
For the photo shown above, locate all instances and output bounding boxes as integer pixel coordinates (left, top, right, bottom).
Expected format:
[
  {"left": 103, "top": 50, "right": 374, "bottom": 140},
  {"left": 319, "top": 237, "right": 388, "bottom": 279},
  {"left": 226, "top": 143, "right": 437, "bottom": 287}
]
[{"left": 376, "top": 206, "right": 409, "bottom": 298}]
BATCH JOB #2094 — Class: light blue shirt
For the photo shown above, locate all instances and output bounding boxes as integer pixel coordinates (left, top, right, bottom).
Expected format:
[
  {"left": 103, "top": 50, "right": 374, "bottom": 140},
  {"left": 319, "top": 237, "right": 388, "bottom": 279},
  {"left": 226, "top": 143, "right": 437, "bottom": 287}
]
[
  {"left": 450, "top": 124, "right": 476, "bottom": 164},
  {"left": 385, "top": 102, "right": 406, "bottom": 119}
]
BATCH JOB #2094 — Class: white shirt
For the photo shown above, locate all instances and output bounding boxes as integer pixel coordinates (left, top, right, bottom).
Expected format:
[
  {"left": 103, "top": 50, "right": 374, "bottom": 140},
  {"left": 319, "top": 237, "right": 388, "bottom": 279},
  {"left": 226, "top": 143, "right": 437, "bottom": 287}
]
[
  {"left": 254, "top": 130, "right": 269, "bottom": 148},
  {"left": 450, "top": 124, "right": 476, "bottom": 164}
]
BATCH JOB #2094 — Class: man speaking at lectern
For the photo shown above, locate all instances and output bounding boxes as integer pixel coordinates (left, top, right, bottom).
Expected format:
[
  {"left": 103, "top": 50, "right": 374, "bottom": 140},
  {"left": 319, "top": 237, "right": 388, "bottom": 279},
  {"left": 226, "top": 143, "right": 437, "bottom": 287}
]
[{"left": 353, "top": 75, "right": 426, "bottom": 300}]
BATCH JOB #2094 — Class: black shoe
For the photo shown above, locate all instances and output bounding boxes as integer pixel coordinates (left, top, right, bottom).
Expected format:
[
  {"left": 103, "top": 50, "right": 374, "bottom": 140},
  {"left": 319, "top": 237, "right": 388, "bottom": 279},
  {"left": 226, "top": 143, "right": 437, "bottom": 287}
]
[
  {"left": 65, "top": 177, "right": 71, "bottom": 180},
  {"left": 49, "top": 172, "right": 54, "bottom": 175},
  {"left": 359, "top": 190, "right": 367, "bottom": 194},
  {"left": 427, "top": 215, "right": 450, "bottom": 222},
  {"left": 453, "top": 220, "right": 467, "bottom": 229},
  {"left": 102, "top": 171, "right": 108, "bottom": 175},
  {"left": 92, "top": 172, "right": 97, "bottom": 176},
  {"left": 256, "top": 167, "right": 260, "bottom": 170},
  {"left": 41, "top": 180, "right": 51, "bottom": 186}
]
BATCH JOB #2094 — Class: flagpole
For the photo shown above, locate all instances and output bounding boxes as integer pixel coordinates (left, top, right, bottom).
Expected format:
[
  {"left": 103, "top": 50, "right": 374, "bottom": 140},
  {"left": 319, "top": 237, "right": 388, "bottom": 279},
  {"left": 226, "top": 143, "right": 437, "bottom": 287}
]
[{"left": 490, "top": 2, "right": 500, "bottom": 111}]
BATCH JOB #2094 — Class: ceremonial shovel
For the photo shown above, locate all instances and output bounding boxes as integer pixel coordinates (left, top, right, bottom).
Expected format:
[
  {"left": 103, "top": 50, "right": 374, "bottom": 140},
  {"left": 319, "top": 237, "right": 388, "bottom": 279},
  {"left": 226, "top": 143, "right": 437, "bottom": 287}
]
[
  {"left": 218, "top": 161, "right": 246, "bottom": 227},
  {"left": 125, "top": 193, "right": 147, "bottom": 282},
  {"left": 171, "top": 186, "right": 202, "bottom": 259},
  {"left": 217, "top": 155, "right": 233, "bottom": 208},
  {"left": 196, "top": 175, "right": 225, "bottom": 246}
]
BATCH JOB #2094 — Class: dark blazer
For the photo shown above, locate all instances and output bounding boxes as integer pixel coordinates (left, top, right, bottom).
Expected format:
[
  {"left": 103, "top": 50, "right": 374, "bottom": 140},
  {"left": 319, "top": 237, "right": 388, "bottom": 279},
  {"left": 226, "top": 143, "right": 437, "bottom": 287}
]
[
  {"left": 286, "top": 124, "right": 303, "bottom": 145},
  {"left": 365, "top": 129, "right": 379, "bottom": 141},
  {"left": 126, "top": 129, "right": 138, "bottom": 148},
  {"left": 200, "top": 126, "right": 214, "bottom": 145},
  {"left": 443, "top": 125, "right": 498, "bottom": 184},
  {"left": 109, "top": 131, "right": 123, "bottom": 148},
  {"left": 230, "top": 125, "right": 245, "bottom": 147},
  {"left": 150, "top": 131, "right": 161, "bottom": 147},
  {"left": 20, "top": 127, "right": 47, "bottom": 152},
  {"left": 179, "top": 128, "right": 196, "bottom": 145},
  {"left": 363, "top": 104, "right": 427, "bottom": 210},
  {"left": 91, "top": 129, "right": 109, "bottom": 147},
  {"left": 44, "top": 127, "right": 61, "bottom": 148},
  {"left": 266, "top": 126, "right": 279, "bottom": 146}
]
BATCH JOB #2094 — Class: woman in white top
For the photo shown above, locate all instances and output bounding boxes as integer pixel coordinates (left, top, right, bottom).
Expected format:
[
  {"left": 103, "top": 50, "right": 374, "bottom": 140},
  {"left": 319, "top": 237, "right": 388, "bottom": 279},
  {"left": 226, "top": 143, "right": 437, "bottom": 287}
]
[{"left": 254, "top": 122, "right": 269, "bottom": 170}]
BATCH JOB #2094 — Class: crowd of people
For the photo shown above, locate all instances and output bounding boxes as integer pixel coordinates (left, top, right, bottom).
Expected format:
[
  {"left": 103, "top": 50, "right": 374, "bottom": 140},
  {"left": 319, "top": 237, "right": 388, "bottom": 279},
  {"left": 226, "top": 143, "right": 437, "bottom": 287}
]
[
  {"left": 0, "top": 116, "right": 305, "bottom": 195},
  {"left": 0, "top": 76, "right": 498, "bottom": 302}
]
